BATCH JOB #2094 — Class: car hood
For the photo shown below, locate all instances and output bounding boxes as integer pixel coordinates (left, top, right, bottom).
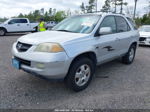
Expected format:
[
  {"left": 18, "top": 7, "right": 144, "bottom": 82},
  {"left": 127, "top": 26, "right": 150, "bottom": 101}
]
[
  {"left": 18, "top": 31, "right": 89, "bottom": 45},
  {"left": 139, "top": 31, "right": 150, "bottom": 37}
]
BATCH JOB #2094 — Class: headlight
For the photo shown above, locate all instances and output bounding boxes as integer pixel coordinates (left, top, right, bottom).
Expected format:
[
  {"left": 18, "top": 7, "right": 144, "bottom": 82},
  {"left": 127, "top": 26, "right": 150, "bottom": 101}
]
[{"left": 34, "top": 43, "right": 64, "bottom": 53}]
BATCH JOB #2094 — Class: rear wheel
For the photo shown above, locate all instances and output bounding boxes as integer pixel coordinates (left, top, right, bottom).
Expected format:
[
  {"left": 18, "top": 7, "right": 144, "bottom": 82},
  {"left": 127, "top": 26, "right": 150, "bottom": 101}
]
[
  {"left": 65, "top": 57, "right": 95, "bottom": 92},
  {"left": 0, "top": 29, "right": 6, "bottom": 36},
  {"left": 122, "top": 44, "right": 136, "bottom": 64}
]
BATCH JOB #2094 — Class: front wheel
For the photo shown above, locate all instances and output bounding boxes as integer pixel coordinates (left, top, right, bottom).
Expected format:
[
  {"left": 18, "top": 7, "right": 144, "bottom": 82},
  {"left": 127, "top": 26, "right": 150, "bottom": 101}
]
[
  {"left": 65, "top": 57, "right": 95, "bottom": 92},
  {"left": 0, "top": 29, "right": 6, "bottom": 36},
  {"left": 122, "top": 44, "right": 136, "bottom": 64}
]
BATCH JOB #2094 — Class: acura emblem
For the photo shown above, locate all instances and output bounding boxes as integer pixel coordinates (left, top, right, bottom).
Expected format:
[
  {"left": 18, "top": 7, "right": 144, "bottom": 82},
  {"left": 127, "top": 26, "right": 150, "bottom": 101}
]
[{"left": 17, "top": 43, "right": 22, "bottom": 49}]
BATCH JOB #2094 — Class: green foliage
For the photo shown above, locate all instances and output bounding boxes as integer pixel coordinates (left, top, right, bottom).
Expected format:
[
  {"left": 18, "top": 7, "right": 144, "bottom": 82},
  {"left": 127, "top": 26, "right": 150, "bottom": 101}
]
[
  {"left": 55, "top": 11, "right": 66, "bottom": 22},
  {"left": 17, "top": 8, "right": 67, "bottom": 22},
  {"left": 0, "top": 17, "right": 8, "bottom": 22},
  {"left": 135, "top": 14, "right": 150, "bottom": 27}
]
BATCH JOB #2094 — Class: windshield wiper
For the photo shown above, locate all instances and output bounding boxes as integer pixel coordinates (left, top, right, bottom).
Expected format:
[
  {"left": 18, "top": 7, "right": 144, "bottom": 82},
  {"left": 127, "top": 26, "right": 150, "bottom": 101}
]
[{"left": 56, "top": 30, "right": 73, "bottom": 33}]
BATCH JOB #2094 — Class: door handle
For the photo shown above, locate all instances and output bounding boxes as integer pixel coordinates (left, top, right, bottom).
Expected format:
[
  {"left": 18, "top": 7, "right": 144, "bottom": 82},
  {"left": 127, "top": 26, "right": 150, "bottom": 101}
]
[
  {"left": 17, "top": 24, "right": 20, "bottom": 26},
  {"left": 27, "top": 24, "right": 29, "bottom": 26}
]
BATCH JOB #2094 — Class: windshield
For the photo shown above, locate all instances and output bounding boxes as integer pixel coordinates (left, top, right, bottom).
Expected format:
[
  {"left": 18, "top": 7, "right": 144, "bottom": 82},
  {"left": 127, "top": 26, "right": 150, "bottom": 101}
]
[
  {"left": 52, "top": 15, "right": 100, "bottom": 34},
  {"left": 139, "top": 26, "right": 150, "bottom": 32}
]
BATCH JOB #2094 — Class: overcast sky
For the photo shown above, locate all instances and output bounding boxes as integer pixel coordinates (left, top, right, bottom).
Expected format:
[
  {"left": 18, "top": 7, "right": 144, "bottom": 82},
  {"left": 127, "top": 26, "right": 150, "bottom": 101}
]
[{"left": 0, "top": 0, "right": 149, "bottom": 18}]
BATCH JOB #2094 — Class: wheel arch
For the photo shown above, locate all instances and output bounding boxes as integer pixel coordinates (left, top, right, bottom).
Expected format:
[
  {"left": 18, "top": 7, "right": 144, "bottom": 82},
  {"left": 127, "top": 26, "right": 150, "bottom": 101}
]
[
  {"left": 0, "top": 27, "right": 7, "bottom": 32},
  {"left": 66, "top": 51, "right": 97, "bottom": 78},
  {"left": 131, "top": 42, "right": 137, "bottom": 47}
]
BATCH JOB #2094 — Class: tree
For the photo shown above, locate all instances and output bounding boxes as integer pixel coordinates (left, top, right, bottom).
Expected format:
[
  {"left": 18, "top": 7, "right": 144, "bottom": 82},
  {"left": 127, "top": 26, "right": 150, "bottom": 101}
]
[
  {"left": 101, "top": 0, "right": 111, "bottom": 12},
  {"left": 111, "top": 0, "right": 117, "bottom": 13},
  {"left": 80, "top": 0, "right": 97, "bottom": 13},
  {"left": 115, "top": 0, "right": 128, "bottom": 14},
  {"left": 18, "top": 13, "right": 24, "bottom": 18},
  {"left": 49, "top": 8, "right": 52, "bottom": 16},
  {"left": 80, "top": 2, "right": 86, "bottom": 13},
  {"left": 55, "top": 11, "right": 66, "bottom": 22},
  {"left": 88, "top": 0, "right": 96, "bottom": 12}
]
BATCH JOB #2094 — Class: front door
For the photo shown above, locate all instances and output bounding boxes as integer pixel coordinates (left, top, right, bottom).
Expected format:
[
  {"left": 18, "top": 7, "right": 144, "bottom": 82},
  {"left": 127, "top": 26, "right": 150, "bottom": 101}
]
[
  {"left": 6, "top": 19, "right": 21, "bottom": 32},
  {"left": 95, "top": 16, "right": 120, "bottom": 63}
]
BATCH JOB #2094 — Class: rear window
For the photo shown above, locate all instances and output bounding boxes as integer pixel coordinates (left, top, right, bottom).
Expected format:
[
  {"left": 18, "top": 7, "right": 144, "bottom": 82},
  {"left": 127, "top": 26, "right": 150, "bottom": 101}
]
[
  {"left": 20, "top": 19, "right": 28, "bottom": 23},
  {"left": 115, "top": 16, "right": 131, "bottom": 32},
  {"left": 127, "top": 17, "right": 137, "bottom": 30}
]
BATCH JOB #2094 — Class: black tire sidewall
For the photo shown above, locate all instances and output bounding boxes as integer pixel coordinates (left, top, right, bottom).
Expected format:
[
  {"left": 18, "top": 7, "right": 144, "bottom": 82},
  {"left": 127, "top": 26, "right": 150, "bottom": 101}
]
[
  {"left": 65, "top": 57, "right": 95, "bottom": 92},
  {"left": 0, "top": 29, "right": 6, "bottom": 36},
  {"left": 123, "top": 45, "right": 136, "bottom": 64}
]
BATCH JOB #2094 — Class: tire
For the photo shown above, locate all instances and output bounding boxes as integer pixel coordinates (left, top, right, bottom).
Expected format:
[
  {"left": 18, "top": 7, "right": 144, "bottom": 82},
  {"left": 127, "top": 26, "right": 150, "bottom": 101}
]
[
  {"left": 65, "top": 57, "right": 95, "bottom": 92},
  {"left": 122, "top": 44, "right": 136, "bottom": 64},
  {"left": 0, "top": 28, "right": 6, "bottom": 36}
]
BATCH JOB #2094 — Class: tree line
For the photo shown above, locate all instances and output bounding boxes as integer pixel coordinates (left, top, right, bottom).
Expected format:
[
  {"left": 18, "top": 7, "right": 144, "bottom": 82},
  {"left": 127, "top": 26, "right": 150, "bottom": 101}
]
[
  {"left": 80, "top": 0, "right": 150, "bottom": 26},
  {"left": 17, "top": 8, "right": 68, "bottom": 22},
  {"left": 0, "top": 8, "right": 70, "bottom": 22},
  {"left": 0, "top": 0, "right": 150, "bottom": 26},
  {"left": 80, "top": 0, "right": 128, "bottom": 14}
]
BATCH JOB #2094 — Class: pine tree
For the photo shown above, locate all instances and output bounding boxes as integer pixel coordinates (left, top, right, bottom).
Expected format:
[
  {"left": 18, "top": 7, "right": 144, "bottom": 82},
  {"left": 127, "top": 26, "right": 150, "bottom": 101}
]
[
  {"left": 101, "top": 0, "right": 111, "bottom": 12},
  {"left": 80, "top": 2, "right": 86, "bottom": 13},
  {"left": 88, "top": 0, "right": 96, "bottom": 13}
]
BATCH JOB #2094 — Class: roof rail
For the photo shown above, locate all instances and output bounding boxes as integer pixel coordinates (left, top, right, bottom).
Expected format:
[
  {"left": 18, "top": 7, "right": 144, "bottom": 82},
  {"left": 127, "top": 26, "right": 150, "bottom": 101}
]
[{"left": 87, "top": 11, "right": 125, "bottom": 15}]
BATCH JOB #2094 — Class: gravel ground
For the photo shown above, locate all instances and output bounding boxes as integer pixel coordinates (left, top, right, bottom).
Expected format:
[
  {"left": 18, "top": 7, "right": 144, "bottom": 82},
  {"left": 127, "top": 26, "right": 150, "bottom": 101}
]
[{"left": 0, "top": 33, "right": 150, "bottom": 109}]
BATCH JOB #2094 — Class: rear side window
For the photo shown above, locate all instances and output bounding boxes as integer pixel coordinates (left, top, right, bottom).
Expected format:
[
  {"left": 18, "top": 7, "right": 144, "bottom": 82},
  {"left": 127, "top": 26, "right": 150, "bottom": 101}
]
[
  {"left": 127, "top": 18, "right": 137, "bottom": 30},
  {"left": 20, "top": 19, "right": 28, "bottom": 23},
  {"left": 116, "top": 16, "right": 131, "bottom": 33},
  {"left": 100, "top": 16, "right": 117, "bottom": 33}
]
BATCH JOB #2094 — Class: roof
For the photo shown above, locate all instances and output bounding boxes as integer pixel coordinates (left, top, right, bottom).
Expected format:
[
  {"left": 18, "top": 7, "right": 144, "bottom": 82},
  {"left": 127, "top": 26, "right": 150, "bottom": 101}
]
[{"left": 77, "top": 12, "right": 128, "bottom": 17}]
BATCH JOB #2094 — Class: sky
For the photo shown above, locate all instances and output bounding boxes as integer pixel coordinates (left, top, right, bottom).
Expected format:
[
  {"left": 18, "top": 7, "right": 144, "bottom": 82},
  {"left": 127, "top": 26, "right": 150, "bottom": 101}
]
[{"left": 0, "top": 0, "right": 149, "bottom": 18}]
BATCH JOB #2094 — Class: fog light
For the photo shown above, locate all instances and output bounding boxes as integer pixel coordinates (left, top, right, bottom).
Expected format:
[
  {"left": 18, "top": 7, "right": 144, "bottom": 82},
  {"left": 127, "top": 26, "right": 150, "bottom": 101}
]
[{"left": 36, "top": 63, "right": 45, "bottom": 69}]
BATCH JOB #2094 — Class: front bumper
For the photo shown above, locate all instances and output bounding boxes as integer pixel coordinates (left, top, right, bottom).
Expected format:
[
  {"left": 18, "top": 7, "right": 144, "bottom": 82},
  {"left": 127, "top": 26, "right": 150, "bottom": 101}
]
[
  {"left": 12, "top": 42, "right": 72, "bottom": 79},
  {"left": 139, "top": 37, "right": 150, "bottom": 46}
]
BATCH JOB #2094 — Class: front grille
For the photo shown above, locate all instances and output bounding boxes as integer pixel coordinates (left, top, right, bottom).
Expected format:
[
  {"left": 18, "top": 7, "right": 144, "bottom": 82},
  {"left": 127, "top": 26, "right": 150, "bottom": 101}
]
[
  {"left": 16, "top": 42, "right": 32, "bottom": 52},
  {"left": 15, "top": 57, "right": 31, "bottom": 66},
  {"left": 139, "top": 37, "right": 146, "bottom": 41}
]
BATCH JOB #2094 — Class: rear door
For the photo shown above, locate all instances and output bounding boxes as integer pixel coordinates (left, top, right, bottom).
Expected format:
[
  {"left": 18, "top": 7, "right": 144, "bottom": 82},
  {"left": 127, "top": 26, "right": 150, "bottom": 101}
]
[
  {"left": 115, "top": 16, "right": 133, "bottom": 55},
  {"left": 18, "top": 19, "right": 30, "bottom": 31}
]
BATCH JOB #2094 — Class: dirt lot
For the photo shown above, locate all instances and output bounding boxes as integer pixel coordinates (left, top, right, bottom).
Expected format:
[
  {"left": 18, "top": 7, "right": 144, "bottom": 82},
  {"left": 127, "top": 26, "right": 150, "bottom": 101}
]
[{"left": 0, "top": 33, "right": 150, "bottom": 109}]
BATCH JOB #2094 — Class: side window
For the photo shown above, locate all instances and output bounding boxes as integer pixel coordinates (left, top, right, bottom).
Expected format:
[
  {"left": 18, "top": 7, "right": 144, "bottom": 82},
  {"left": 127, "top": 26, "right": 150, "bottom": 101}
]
[
  {"left": 100, "top": 16, "right": 117, "bottom": 33},
  {"left": 20, "top": 19, "right": 28, "bottom": 23},
  {"left": 127, "top": 18, "right": 137, "bottom": 30},
  {"left": 116, "top": 16, "right": 131, "bottom": 32},
  {"left": 9, "top": 19, "right": 20, "bottom": 24}
]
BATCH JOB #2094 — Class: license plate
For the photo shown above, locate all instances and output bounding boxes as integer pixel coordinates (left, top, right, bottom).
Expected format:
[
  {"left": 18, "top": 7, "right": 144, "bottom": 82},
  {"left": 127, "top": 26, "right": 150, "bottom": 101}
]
[{"left": 12, "top": 59, "right": 20, "bottom": 69}]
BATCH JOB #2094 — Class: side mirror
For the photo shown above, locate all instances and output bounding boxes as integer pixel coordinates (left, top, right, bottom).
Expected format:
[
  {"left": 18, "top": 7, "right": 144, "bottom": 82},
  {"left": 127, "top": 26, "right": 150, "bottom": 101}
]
[{"left": 99, "top": 27, "right": 112, "bottom": 35}]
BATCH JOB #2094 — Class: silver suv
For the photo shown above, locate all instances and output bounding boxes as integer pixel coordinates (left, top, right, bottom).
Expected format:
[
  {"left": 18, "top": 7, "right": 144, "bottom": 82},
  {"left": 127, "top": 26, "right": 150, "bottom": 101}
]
[{"left": 12, "top": 13, "right": 139, "bottom": 92}]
